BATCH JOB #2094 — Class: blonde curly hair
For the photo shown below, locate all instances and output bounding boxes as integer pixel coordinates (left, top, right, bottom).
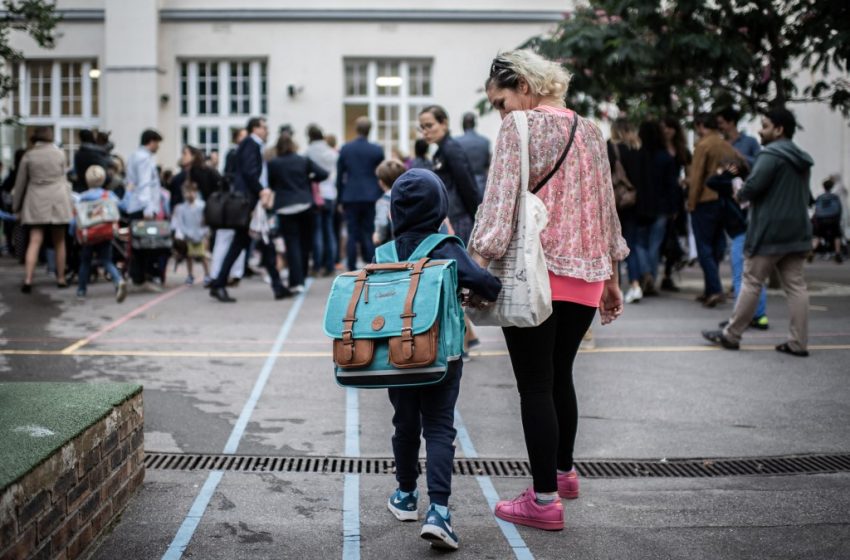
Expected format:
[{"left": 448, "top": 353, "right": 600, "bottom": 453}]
[{"left": 487, "top": 49, "right": 572, "bottom": 105}]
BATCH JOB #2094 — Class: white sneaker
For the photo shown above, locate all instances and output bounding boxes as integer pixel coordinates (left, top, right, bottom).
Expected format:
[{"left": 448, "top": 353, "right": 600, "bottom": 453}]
[
  {"left": 290, "top": 285, "right": 305, "bottom": 294},
  {"left": 143, "top": 281, "right": 163, "bottom": 293},
  {"left": 115, "top": 281, "right": 128, "bottom": 303},
  {"left": 624, "top": 285, "right": 643, "bottom": 304}
]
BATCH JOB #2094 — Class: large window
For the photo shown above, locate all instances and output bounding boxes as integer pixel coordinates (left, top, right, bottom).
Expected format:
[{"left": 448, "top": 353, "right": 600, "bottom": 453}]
[
  {"left": 8, "top": 59, "right": 101, "bottom": 165},
  {"left": 178, "top": 60, "right": 267, "bottom": 166},
  {"left": 343, "top": 59, "right": 434, "bottom": 156}
]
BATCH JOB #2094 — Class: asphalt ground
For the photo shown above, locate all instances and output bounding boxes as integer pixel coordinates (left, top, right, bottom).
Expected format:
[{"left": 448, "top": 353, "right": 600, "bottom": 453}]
[{"left": 1, "top": 255, "right": 849, "bottom": 559}]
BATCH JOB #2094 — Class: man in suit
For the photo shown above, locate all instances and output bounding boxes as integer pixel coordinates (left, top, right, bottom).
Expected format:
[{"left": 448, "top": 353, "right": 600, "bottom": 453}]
[
  {"left": 209, "top": 117, "right": 287, "bottom": 302},
  {"left": 455, "top": 112, "right": 491, "bottom": 197},
  {"left": 336, "top": 116, "right": 384, "bottom": 270}
]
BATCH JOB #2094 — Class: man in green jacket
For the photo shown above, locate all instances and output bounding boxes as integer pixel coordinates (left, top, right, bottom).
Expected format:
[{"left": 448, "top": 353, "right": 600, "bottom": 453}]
[{"left": 703, "top": 108, "right": 814, "bottom": 357}]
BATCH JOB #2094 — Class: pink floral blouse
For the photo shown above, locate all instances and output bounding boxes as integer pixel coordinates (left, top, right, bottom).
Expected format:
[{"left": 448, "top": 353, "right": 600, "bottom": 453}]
[{"left": 469, "top": 107, "right": 629, "bottom": 282}]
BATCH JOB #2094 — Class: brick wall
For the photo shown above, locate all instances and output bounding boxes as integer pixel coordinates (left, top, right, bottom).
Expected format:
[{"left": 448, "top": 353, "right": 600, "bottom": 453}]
[{"left": 0, "top": 392, "right": 144, "bottom": 560}]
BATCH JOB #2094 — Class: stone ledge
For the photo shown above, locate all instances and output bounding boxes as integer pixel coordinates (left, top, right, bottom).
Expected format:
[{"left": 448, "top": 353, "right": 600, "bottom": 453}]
[{"left": 0, "top": 384, "right": 144, "bottom": 560}]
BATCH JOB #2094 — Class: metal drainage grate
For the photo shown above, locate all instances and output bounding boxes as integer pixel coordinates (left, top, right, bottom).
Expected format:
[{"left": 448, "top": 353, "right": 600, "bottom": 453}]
[{"left": 144, "top": 452, "right": 850, "bottom": 478}]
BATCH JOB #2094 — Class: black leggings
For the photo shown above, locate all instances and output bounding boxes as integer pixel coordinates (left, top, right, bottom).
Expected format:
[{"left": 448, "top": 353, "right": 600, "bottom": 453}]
[{"left": 502, "top": 301, "right": 597, "bottom": 493}]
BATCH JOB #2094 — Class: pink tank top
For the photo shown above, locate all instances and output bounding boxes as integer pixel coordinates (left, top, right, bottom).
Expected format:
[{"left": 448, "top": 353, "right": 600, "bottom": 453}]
[{"left": 549, "top": 272, "right": 603, "bottom": 308}]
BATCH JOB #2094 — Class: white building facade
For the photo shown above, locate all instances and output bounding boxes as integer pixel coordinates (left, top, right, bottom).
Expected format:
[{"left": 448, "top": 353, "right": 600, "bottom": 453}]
[
  {"left": 3, "top": 0, "right": 848, "bottom": 192},
  {"left": 3, "top": 0, "right": 565, "bottom": 169}
]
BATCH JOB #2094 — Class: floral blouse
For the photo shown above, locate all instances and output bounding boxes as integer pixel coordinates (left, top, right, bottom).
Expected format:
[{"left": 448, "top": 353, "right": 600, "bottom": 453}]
[{"left": 469, "top": 107, "right": 629, "bottom": 282}]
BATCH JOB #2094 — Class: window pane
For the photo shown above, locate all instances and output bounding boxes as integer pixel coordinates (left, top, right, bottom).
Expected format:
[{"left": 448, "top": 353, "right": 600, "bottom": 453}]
[
  {"left": 376, "top": 61, "right": 400, "bottom": 97},
  {"left": 180, "top": 63, "right": 189, "bottom": 116},
  {"left": 376, "top": 103, "right": 400, "bottom": 154},
  {"left": 344, "top": 62, "right": 368, "bottom": 97},
  {"left": 344, "top": 103, "right": 368, "bottom": 142},
  {"left": 28, "top": 61, "right": 52, "bottom": 116},
  {"left": 260, "top": 62, "right": 268, "bottom": 115}
]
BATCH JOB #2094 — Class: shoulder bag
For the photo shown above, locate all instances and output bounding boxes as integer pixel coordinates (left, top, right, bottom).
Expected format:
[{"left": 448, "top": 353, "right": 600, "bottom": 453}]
[
  {"left": 611, "top": 143, "right": 637, "bottom": 211},
  {"left": 467, "top": 111, "right": 577, "bottom": 328}
]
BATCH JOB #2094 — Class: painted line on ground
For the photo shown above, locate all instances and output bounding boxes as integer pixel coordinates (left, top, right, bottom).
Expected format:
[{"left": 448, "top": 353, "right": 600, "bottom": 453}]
[
  {"left": 343, "top": 387, "right": 360, "bottom": 560},
  {"left": 454, "top": 409, "right": 534, "bottom": 560},
  {"left": 161, "top": 280, "right": 312, "bottom": 560},
  {"left": 60, "top": 285, "right": 189, "bottom": 354},
  {"left": 6, "top": 344, "right": 850, "bottom": 359}
]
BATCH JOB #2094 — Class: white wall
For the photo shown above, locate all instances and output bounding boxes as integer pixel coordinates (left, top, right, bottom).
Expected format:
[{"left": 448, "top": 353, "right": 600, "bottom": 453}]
[{"left": 155, "top": 19, "right": 556, "bottom": 164}]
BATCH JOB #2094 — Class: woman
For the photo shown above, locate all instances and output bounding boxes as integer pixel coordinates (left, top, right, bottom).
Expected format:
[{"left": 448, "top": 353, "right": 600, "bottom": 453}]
[
  {"left": 608, "top": 118, "right": 646, "bottom": 303},
  {"left": 469, "top": 50, "right": 628, "bottom": 531},
  {"left": 268, "top": 131, "right": 329, "bottom": 291},
  {"left": 418, "top": 105, "right": 479, "bottom": 245},
  {"left": 635, "top": 120, "right": 677, "bottom": 295},
  {"left": 659, "top": 117, "right": 692, "bottom": 291},
  {"left": 172, "top": 146, "right": 221, "bottom": 203},
  {"left": 13, "top": 127, "right": 74, "bottom": 293},
  {"left": 419, "top": 105, "right": 482, "bottom": 353}
]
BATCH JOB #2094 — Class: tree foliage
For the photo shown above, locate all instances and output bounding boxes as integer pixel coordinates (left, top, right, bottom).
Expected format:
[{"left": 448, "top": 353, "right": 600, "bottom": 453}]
[
  {"left": 1, "top": 0, "right": 60, "bottom": 108},
  {"left": 522, "top": 0, "right": 850, "bottom": 121}
]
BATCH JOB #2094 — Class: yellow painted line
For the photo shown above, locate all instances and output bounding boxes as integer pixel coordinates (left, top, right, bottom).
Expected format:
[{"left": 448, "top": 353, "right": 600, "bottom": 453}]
[{"left": 2, "top": 345, "right": 850, "bottom": 359}]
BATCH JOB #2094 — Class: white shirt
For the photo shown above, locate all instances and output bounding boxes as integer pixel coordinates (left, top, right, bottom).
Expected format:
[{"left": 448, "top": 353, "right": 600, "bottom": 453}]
[
  {"left": 305, "top": 140, "right": 339, "bottom": 201},
  {"left": 124, "top": 146, "right": 161, "bottom": 217}
]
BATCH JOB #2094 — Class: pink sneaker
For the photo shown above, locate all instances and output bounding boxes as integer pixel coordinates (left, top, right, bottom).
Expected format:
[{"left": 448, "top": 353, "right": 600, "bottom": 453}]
[
  {"left": 494, "top": 488, "right": 564, "bottom": 531},
  {"left": 557, "top": 468, "right": 579, "bottom": 499}
]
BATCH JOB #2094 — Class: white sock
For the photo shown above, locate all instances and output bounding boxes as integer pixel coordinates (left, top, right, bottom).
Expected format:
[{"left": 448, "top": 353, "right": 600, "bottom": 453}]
[{"left": 535, "top": 491, "right": 558, "bottom": 504}]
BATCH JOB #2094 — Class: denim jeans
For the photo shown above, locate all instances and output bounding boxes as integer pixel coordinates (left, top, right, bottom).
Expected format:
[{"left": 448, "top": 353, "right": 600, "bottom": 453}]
[
  {"left": 730, "top": 233, "right": 767, "bottom": 319},
  {"left": 78, "top": 241, "right": 122, "bottom": 294},
  {"left": 635, "top": 215, "right": 668, "bottom": 282},
  {"left": 620, "top": 215, "right": 642, "bottom": 283},
  {"left": 312, "top": 199, "right": 337, "bottom": 273},
  {"left": 690, "top": 201, "right": 726, "bottom": 296},
  {"left": 344, "top": 202, "right": 376, "bottom": 271}
]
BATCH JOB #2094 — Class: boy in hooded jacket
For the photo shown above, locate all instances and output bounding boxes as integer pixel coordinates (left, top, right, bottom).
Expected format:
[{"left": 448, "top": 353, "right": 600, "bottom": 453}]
[{"left": 384, "top": 169, "right": 500, "bottom": 550}]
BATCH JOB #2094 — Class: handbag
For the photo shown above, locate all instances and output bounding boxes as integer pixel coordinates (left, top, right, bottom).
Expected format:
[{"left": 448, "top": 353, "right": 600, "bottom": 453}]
[
  {"left": 204, "top": 190, "right": 253, "bottom": 229},
  {"left": 466, "top": 110, "right": 576, "bottom": 328},
  {"left": 611, "top": 143, "right": 637, "bottom": 211},
  {"left": 131, "top": 220, "right": 173, "bottom": 250},
  {"left": 324, "top": 234, "right": 465, "bottom": 388}
]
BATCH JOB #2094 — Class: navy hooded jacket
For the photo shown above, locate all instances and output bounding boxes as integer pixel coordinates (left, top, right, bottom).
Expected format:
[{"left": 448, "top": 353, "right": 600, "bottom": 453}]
[{"left": 389, "top": 169, "right": 501, "bottom": 302}]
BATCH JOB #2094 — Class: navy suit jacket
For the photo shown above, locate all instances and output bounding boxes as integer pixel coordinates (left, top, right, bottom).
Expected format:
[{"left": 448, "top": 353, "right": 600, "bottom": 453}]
[
  {"left": 232, "top": 136, "right": 264, "bottom": 205},
  {"left": 336, "top": 137, "right": 384, "bottom": 204}
]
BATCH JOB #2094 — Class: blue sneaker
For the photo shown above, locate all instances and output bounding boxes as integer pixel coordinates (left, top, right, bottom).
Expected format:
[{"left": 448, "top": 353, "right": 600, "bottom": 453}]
[
  {"left": 420, "top": 505, "right": 459, "bottom": 550},
  {"left": 387, "top": 489, "right": 418, "bottom": 521}
]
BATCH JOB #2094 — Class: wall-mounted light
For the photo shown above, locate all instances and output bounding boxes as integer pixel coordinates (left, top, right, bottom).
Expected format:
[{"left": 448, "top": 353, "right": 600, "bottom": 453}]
[
  {"left": 287, "top": 84, "right": 304, "bottom": 98},
  {"left": 160, "top": 94, "right": 170, "bottom": 106},
  {"left": 375, "top": 76, "right": 403, "bottom": 87},
  {"left": 89, "top": 68, "right": 101, "bottom": 79}
]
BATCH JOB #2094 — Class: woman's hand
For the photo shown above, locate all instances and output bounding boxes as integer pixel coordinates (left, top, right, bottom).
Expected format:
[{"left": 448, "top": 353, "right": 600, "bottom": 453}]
[{"left": 598, "top": 281, "right": 624, "bottom": 325}]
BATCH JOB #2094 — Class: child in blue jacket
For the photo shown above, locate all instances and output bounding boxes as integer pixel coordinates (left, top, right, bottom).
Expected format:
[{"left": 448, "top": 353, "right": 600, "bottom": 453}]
[{"left": 384, "top": 169, "right": 500, "bottom": 550}]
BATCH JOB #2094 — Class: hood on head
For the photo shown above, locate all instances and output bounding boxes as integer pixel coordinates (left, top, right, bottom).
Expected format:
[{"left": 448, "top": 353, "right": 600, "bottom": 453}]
[{"left": 390, "top": 169, "right": 449, "bottom": 236}]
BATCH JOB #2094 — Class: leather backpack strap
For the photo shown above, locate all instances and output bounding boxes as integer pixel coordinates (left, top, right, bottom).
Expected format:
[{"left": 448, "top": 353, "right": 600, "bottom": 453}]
[
  {"left": 399, "top": 258, "right": 429, "bottom": 359},
  {"left": 340, "top": 269, "right": 369, "bottom": 360}
]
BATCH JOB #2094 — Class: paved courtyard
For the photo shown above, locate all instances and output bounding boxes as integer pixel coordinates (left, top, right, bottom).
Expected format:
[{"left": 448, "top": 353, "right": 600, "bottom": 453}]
[{"left": 1, "top": 257, "right": 849, "bottom": 559}]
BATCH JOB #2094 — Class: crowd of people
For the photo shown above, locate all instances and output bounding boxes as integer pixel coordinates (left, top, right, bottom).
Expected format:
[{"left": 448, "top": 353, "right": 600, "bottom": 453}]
[{"left": 0, "top": 46, "right": 846, "bottom": 550}]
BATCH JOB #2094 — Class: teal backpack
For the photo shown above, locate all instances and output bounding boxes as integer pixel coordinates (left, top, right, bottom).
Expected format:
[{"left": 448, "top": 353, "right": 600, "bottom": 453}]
[{"left": 323, "top": 233, "right": 466, "bottom": 388}]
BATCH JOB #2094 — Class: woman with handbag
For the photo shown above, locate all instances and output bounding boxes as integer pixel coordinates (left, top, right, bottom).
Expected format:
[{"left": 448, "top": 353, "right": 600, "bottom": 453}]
[
  {"left": 468, "top": 50, "right": 628, "bottom": 531},
  {"left": 268, "top": 131, "right": 329, "bottom": 292},
  {"left": 12, "top": 127, "right": 74, "bottom": 293}
]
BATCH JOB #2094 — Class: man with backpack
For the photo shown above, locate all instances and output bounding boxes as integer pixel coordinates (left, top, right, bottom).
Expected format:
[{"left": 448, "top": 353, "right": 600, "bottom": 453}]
[
  {"left": 703, "top": 108, "right": 814, "bottom": 357},
  {"left": 812, "top": 177, "right": 844, "bottom": 263}
]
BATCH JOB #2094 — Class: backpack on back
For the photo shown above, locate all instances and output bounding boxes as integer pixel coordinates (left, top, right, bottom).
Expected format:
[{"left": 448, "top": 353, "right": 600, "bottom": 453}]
[
  {"left": 323, "top": 233, "right": 465, "bottom": 388},
  {"left": 75, "top": 192, "right": 120, "bottom": 245},
  {"left": 814, "top": 193, "right": 841, "bottom": 223}
]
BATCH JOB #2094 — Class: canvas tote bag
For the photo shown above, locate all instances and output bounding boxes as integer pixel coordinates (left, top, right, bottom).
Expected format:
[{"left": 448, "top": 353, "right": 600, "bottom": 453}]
[{"left": 467, "top": 110, "right": 552, "bottom": 328}]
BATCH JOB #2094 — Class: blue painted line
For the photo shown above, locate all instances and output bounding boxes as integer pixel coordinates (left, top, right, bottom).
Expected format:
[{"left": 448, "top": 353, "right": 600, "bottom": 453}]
[
  {"left": 342, "top": 474, "right": 361, "bottom": 560},
  {"left": 161, "top": 281, "right": 313, "bottom": 560},
  {"left": 161, "top": 471, "right": 224, "bottom": 560},
  {"left": 345, "top": 387, "right": 360, "bottom": 457},
  {"left": 342, "top": 386, "right": 361, "bottom": 558},
  {"left": 455, "top": 409, "right": 534, "bottom": 560}
]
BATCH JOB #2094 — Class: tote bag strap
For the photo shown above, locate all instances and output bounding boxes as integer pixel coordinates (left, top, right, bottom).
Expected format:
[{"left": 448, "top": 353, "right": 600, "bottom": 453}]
[{"left": 513, "top": 111, "right": 531, "bottom": 193}]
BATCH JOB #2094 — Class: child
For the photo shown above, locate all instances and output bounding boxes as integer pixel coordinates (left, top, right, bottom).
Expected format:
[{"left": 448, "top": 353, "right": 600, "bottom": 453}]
[
  {"left": 75, "top": 165, "right": 127, "bottom": 302},
  {"left": 812, "top": 177, "right": 844, "bottom": 263},
  {"left": 383, "top": 169, "right": 501, "bottom": 550},
  {"left": 373, "top": 159, "right": 406, "bottom": 246},
  {"left": 171, "top": 182, "right": 210, "bottom": 285}
]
